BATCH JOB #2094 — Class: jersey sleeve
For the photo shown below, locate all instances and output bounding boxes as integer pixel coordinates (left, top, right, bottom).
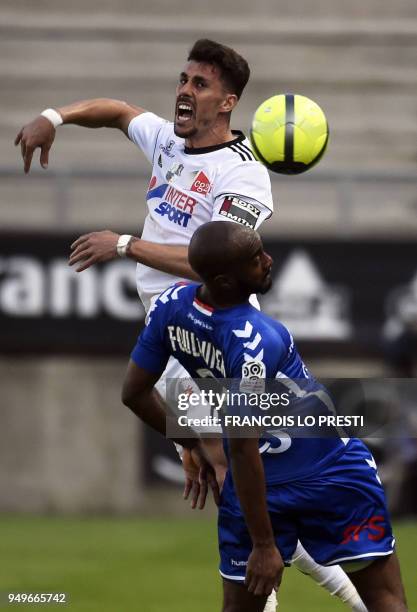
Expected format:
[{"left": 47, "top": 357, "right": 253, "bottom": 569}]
[
  {"left": 211, "top": 160, "right": 274, "bottom": 230},
  {"left": 127, "top": 112, "right": 168, "bottom": 164},
  {"left": 130, "top": 295, "right": 170, "bottom": 374}
]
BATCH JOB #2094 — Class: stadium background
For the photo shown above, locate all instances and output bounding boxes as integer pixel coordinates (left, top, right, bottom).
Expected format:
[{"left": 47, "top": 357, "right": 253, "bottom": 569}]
[{"left": 1, "top": 1, "right": 417, "bottom": 610}]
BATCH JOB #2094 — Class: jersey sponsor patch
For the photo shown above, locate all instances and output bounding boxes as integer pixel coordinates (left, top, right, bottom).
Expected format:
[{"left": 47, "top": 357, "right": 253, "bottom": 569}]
[
  {"left": 166, "top": 162, "right": 184, "bottom": 182},
  {"left": 154, "top": 185, "right": 198, "bottom": 227},
  {"left": 148, "top": 175, "right": 157, "bottom": 191},
  {"left": 341, "top": 515, "right": 386, "bottom": 545},
  {"left": 191, "top": 171, "right": 212, "bottom": 195},
  {"left": 242, "top": 360, "right": 266, "bottom": 379},
  {"left": 240, "top": 360, "right": 266, "bottom": 393},
  {"left": 219, "top": 197, "right": 261, "bottom": 228}
]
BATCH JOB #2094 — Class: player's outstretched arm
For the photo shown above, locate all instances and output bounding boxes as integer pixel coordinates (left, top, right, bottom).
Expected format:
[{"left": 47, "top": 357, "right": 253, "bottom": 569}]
[
  {"left": 14, "top": 98, "right": 144, "bottom": 174},
  {"left": 229, "top": 437, "right": 284, "bottom": 596},
  {"left": 122, "top": 360, "right": 220, "bottom": 506},
  {"left": 126, "top": 238, "right": 200, "bottom": 280},
  {"left": 69, "top": 231, "right": 200, "bottom": 280},
  {"left": 122, "top": 360, "right": 194, "bottom": 444}
]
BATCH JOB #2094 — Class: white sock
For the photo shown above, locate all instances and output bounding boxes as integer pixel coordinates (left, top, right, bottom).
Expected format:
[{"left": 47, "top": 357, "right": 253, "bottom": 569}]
[
  {"left": 292, "top": 541, "right": 367, "bottom": 611},
  {"left": 263, "top": 589, "right": 278, "bottom": 612}
]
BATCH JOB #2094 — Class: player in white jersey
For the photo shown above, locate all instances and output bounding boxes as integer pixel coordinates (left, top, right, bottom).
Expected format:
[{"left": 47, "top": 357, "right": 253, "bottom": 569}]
[
  {"left": 15, "top": 38, "right": 365, "bottom": 612},
  {"left": 127, "top": 110, "right": 272, "bottom": 311}
]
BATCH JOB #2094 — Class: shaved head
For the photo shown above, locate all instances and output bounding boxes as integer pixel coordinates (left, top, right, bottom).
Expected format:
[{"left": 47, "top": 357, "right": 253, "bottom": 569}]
[
  {"left": 188, "top": 221, "right": 273, "bottom": 306},
  {"left": 189, "top": 221, "right": 258, "bottom": 280}
]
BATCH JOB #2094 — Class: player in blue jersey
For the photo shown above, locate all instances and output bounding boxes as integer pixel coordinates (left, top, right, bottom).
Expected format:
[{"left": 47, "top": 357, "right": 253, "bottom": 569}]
[{"left": 122, "top": 222, "right": 407, "bottom": 612}]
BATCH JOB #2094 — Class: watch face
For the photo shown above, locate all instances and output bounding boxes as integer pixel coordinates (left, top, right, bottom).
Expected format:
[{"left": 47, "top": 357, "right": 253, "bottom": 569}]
[{"left": 117, "top": 235, "right": 132, "bottom": 256}]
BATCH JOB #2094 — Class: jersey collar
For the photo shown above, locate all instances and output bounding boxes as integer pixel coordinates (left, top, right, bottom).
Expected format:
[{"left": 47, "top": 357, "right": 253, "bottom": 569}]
[
  {"left": 192, "top": 296, "right": 214, "bottom": 317},
  {"left": 184, "top": 130, "right": 246, "bottom": 155},
  {"left": 192, "top": 284, "right": 252, "bottom": 316}
]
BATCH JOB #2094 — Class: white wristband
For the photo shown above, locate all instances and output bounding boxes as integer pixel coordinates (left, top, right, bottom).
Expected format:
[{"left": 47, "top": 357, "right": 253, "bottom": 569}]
[
  {"left": 117, "top": 234, "right": 133, "bottom": 257},
  {"left": 41, "top": 108, "right": 63, "bottom": 128},
  {"left": 174, "top": 443, "right": 184, "bottom": 461}
]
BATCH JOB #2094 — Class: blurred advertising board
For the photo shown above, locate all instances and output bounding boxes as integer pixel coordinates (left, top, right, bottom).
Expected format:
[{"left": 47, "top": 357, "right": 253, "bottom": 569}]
[
  {"left": 0, "top": 232, "right": 416, "bottom": 355},
  {"left": 0, "top": 232, "right": 144, "bottom": 353}
]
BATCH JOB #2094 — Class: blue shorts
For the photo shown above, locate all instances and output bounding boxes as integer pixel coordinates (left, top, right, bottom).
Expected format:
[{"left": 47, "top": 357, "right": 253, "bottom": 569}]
[{"left": 218, "top": 439, "right": 394, "bottom": 582}]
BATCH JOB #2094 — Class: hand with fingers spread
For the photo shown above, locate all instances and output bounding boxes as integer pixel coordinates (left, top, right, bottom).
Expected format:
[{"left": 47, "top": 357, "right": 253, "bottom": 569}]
[
  {"left": 69, "top": 230, "right": 121, "bottom": 272},
  {"left": 245, "top": 542, "right": 284, "bottom": 597},
  {"left": 14, "top": 116, "right": 56, "bottom": 174}
]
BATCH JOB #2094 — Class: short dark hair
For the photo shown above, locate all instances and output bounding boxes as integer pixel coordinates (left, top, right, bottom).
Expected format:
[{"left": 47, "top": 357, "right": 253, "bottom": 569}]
[{"left": 188, "top": 39, "right": 250, "bottom": 99}]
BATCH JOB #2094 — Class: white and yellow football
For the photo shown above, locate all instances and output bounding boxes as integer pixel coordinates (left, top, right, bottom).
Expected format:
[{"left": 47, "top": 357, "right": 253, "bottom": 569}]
[{"left": 250, "top": 94, "right": 329, "bottom": 174}]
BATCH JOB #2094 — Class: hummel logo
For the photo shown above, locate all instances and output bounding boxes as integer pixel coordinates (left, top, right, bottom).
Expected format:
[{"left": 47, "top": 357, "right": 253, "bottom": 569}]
[
  {"left": 232, "top": 321, "right": 253, "bottom": 338},
  {"left": 231, "top": 559, "right": 248, "bottom": 567}
]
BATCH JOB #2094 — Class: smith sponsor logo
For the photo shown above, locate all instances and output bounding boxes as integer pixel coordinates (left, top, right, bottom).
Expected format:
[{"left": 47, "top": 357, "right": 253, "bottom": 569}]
[
  {"left": 219, "top": 197, "right": 261, "bottom": 229},
  {"left": 191, "top": 171, "right": 211, "bottom": 195},
  {"left": 154, "top": 186, "right": 198, "bottom": 228}
]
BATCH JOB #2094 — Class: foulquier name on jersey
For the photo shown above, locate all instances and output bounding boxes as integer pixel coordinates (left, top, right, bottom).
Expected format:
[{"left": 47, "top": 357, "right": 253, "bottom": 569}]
[{"left": 167, "top": 325, "right": 225, "bottom": 376}]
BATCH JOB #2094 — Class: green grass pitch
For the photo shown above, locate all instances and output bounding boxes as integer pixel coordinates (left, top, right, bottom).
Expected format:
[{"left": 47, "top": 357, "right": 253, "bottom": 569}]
[{"left": 0, "top": 516, "right": 415, "bottom": 611}]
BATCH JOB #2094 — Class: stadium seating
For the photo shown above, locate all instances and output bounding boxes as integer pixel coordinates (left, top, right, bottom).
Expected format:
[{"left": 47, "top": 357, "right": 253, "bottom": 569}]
[{"left": 1, "top": 1, "right": 417, "bottom": 234}]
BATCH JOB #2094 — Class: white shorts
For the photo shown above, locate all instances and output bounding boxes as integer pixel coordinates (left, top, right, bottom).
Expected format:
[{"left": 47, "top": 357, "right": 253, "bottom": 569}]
[{"left": 155, "top": 356, "right": 222, "bottom": 434}]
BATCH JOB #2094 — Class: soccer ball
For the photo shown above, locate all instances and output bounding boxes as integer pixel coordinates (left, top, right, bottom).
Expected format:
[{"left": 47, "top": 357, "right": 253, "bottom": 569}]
[{"left": 250, "top": 94, "right": 329, "bottom": 174}]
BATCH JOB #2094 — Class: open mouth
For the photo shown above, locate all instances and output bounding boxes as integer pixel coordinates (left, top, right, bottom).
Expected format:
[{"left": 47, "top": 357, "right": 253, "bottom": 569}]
[{"left": 176, "top": 101, "right": 194, "bottom": 124}]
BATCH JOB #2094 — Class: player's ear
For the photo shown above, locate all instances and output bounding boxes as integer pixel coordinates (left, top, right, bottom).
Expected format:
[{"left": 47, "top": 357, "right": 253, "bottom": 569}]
[{"left": 220, "top": 93, "right": 238, "bottom": 114}]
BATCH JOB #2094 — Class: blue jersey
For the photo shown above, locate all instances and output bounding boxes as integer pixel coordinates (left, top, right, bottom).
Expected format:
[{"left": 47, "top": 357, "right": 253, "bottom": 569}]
[{"left": 131, "top": 283, "right": 349, "bottom": 483}]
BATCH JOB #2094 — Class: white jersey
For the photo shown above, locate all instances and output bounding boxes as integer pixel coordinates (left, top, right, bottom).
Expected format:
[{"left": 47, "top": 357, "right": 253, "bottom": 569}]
[{"left": 128, "top": 112, "right": 274, "bottom": 311}]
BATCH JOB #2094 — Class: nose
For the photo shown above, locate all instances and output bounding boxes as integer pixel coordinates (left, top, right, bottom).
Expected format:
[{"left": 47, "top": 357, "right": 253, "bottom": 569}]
[{"left": 177, "top": 80, "right": 192, "bottom": 98}]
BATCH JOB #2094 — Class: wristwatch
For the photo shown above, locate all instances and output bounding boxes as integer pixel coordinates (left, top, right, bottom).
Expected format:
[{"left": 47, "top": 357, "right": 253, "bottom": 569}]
[{"left": 116, "top": 234, "right": 133, "bottom": 257}]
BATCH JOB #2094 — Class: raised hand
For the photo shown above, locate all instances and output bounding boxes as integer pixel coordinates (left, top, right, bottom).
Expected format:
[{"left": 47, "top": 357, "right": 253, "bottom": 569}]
[
  {"left": 14, "top": 116, "right": 56, "bottom": 174},
  {"left": 69, "top": 230, "right": 120, "bottom": 272}
]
